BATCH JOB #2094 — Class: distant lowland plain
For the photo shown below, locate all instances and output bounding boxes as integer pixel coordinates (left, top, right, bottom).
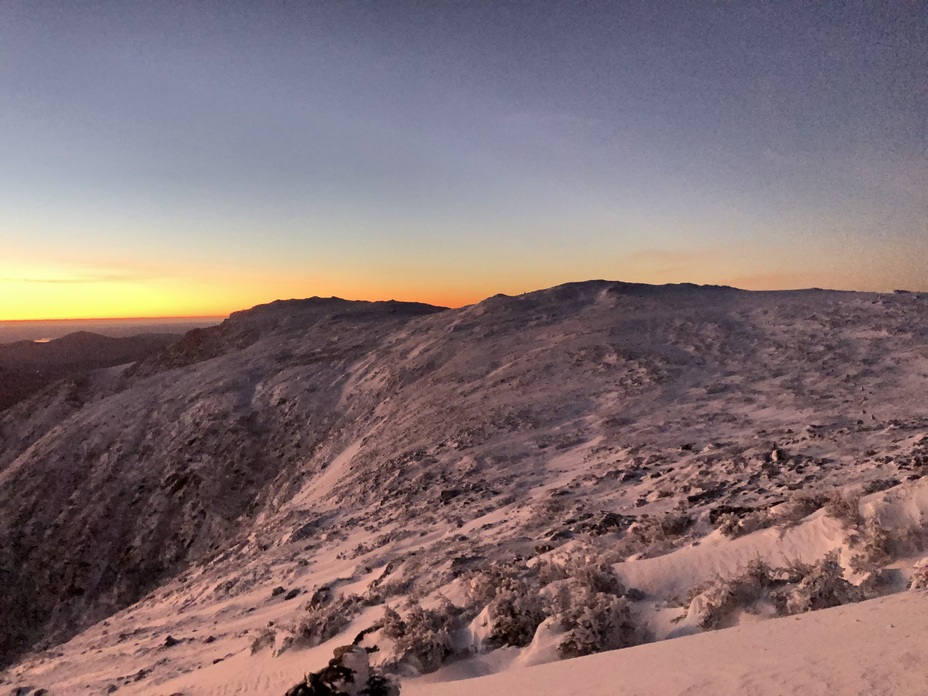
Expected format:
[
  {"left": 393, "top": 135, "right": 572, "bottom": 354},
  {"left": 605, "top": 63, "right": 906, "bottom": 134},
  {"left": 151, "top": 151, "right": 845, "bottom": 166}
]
[{"left": 0, "top": 316, "right": 223, "bottom": 344}]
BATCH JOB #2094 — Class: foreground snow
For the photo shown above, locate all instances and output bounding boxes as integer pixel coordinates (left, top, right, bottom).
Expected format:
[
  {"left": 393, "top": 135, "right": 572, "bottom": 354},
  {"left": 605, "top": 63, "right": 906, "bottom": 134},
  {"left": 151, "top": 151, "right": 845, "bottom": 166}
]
[
  {"left": 6, "top": 479, "right": 927, "bottom": 694},
  {"left": 407, "top": 590, "right": 928, "bottom": 696},
  {"left": 11, "top": 590, "right": 925, "bottom": 694}
]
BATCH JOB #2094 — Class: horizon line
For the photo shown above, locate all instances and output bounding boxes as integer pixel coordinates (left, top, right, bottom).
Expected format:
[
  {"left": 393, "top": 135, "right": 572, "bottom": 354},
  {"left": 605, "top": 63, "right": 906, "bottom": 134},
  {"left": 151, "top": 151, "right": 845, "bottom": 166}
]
[
  {"left": 2, "top": 279, "right": 923, "bottom": 323},
  {"left": 0, "top": 314, "right": 229, "bottom": 324}
]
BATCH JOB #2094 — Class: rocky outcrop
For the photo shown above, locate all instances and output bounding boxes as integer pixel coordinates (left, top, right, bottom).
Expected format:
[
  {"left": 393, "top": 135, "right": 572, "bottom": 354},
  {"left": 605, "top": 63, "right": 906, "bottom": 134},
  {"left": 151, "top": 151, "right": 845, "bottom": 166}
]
[{"left": 284, "top": 645, "right": 399, "bottom": 696}]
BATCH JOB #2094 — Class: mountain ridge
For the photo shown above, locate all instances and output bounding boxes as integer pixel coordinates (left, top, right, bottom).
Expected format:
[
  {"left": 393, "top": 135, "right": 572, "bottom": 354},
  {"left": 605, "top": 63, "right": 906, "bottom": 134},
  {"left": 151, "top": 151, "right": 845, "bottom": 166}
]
[
  {"left": 0, "top": 330, "right": 182, "bottom": 413},
  {"left": 2, "top": 280, "right": 927, "bottom": 690}
]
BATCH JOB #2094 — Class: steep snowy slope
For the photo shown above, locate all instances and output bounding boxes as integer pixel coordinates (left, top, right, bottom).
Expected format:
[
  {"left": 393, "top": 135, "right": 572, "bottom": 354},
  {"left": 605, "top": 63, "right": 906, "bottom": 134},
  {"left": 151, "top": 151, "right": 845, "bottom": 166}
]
[
  {"left": 0, "top": 299, "right": 445, "bottom": 665},
  {"left": 2, "top": 281, "right": 928, "bottom": 693}
]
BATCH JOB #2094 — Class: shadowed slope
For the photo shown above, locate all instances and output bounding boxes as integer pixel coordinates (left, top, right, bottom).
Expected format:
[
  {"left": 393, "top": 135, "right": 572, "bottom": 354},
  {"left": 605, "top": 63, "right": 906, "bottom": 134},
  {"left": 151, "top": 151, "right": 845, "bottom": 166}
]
[{"left": 0, "top": 331, "right": 181, "bottom": 412}]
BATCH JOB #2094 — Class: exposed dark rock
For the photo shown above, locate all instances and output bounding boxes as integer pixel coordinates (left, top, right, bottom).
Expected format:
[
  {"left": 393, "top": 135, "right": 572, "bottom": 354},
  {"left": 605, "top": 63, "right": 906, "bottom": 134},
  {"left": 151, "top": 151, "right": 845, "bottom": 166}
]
[
  {"left": 709, "top": 505, "right": 757, "bottom": 524},
  {"left": 283, "top": 645, "right": 399, "bottom": 696}
]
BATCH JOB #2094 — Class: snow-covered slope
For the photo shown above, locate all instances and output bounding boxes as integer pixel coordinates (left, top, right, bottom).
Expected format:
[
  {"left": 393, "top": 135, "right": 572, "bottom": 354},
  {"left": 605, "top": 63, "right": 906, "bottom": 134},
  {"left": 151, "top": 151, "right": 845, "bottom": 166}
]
[
  {"left": 2, "top": 281, "right": 928, "bottom": 693},
  {"left": 405, "top": 590, "right": 928, "bottom": 696}
]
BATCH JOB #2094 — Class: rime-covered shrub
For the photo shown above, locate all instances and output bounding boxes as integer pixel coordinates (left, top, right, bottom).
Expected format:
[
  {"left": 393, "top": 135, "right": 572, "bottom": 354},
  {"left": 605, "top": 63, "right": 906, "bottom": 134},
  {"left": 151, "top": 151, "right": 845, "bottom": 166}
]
[
  {"left": 462, "top": 552, "right": 645, "bottom": 657},
  {"left": 689, "top": 554, "right": 874, "bottom": 628},
  {"left": 548, "top": 553, "right": 646, "bottom": 659},
  {"left": 466, "top": 567, "right": 510, "bottom": 607},
  {"left": 293, "top": 594, "right": 363, "bottom": 647},
  {"left": 568, "top": 557, "right": 626, "bottom": 596},
  {"left": 381, "top": 603, "right": 455, "bottom": 674},
  {"left": 485, "top": 584, "right": 546, "bottom": 648},
  {"left": 849, "top": 517, "right": 892, "bottom": 572},
  {"left": 663, "top": 513, "right": 694, "bottom": 537},
  {"left": 628, "top": 513, "right": 693, "bottom": 542},
  {"left": 555, "top": 590, "right": 642, "bottom": 659},
  {"left": 365, "top": 576, "right": 415, "bottom": 605},
  {"left": 284, "top": 644, "right": 400, "bottom": 696},
  {"left": 687, "top": 560, "right": 796, "bottom": 629},
  {"left": 780, "top": 552, "right": 865, "bottom": 615},
  {"left": 612, "top": 513, "right": 695, "bottom": 559},
  {"left": 534, "top": 558, "right": 571, "bottom": 586},
  {"left": 909, "top": 558, "right": 928, "bottom": 590},
  {"left": 824, "top": 490, "right": 862, "bottom": 529},
  {"left": 717, "top": 510, "right": 771, "bottom": 538},
  {"left": 250, "top": 626, "right": 276, "bottom": 654},
  {"left": 844, "top": 507, "right": 928, "bottom": 574},
  {"left": 463, "top": 567, "right": 548, "bottom": 648},
  {"left": 777, "top": 492, "right": 829, "bottom": 526}
]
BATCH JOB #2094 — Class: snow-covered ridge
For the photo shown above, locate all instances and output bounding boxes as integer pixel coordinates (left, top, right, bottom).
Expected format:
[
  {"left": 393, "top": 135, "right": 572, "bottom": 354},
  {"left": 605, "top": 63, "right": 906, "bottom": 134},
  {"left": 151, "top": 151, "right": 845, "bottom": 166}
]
[{"left": 2, "top": 280, "right": 928, "bottom": 693}]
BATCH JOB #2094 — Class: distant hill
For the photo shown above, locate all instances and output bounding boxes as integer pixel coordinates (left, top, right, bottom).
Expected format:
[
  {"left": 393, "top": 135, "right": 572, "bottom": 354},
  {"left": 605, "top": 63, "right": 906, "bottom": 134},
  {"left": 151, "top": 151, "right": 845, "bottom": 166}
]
[
  {"left": 0, "top": 317, "right": 222, "bottom": 343},
  {"left": 0, "top": 331, "right": 182, "bottom": 412}
]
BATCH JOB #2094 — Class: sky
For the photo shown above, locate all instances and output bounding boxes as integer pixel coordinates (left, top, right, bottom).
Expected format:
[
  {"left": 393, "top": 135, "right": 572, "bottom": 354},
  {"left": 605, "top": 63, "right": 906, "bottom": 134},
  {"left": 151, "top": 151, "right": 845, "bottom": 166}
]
[{"left": 1, "top": 1, "right": 926, "bottom": 320}]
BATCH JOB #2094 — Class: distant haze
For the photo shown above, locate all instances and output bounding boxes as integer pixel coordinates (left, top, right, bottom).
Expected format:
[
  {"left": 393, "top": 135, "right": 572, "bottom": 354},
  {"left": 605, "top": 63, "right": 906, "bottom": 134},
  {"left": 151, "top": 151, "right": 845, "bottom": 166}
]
[{"left": 0, "top": 317, "right": 223, "bottom": 344}]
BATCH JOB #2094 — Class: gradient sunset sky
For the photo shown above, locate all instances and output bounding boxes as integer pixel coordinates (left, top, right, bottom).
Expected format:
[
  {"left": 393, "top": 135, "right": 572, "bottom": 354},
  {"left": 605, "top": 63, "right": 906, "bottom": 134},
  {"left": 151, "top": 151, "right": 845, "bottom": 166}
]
[{"left": 2, "top": 1, "right": 926, "bottom": 320}]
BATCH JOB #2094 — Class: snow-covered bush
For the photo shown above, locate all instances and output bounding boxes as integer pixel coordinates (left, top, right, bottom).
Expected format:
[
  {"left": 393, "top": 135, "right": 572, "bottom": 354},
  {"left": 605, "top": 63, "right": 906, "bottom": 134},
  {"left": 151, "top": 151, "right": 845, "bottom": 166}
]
[
  {"left": 533, "top": 558, "right": 570, "bottom": 586},
  {"left": 293, "top": 594, "right": 363, "bottom": 647},
  {"left": 554, "top": 589, "right": 642, "bottom": 659},
  {"left": 460, "top": 552, "right": 646, "bottom": 658},
  {"left": 689, "top": 553, "right": 877, "bottom": 629},
  {"left": 687, "top": 560, "right": 795, "bottom": 629},
  {"left": 381, "top": 603, "right": 456, "bottom": 674},
  {"left": 463, "top": 566, "right": 548, "bottom": 648},
  {"left": 365, "top": 576, "right": 415, "bottom": 605},
  {"left": 485, "top": 583, "right": 546, "bottom": 648},
  {"left": 567, "top": 556, "right": 626, "bottom": 596},
  {"left": 645, "top": 512, "right": 693, "bottom": 539},
  {"left": 909, "top": 557, "right": 928, "bottom": 590},
  {"left": 845, "top": 505, "right": 928, "bottom": 573},
  {"left": 780, "top": 552, "right": 865, "bottom": 615},
  {"left": 776, "top": 492, "right": 829, "bottom": 526},
  {"left": 250, "top": 626, "right": 276, "bottom": 655},
  {"left": 824, "top": 490, "right": 862, "bottom": 529},
  {"left": 849, "top": 517, "right": 892, "bottom": 572},
  {"left": 612, "top": 512, "right": 695, "bottom": 559},
  {"left": 662, "top": 513, "right": 695, "bottom": 537},
  {"left": 717, "top": 509, "right": 771, "bottom": 538},
  {"left": 284, "top": 644, "right": 400, "bottom": 696},
  {"left": 549, "top": 555, "right": 645, "bottom": 658},
  {"left": 465, "top": 566, "right": 511, "bottom": 608}
]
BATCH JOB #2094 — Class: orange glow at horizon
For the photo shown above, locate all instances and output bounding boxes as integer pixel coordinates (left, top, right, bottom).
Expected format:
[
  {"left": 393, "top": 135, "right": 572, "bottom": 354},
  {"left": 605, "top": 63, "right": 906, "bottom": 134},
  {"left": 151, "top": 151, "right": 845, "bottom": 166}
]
[
  {"left": 0, "top": 271, "right": 489, "bottom": 321},
  {"left": 3, "top": 237, "right": 924, "bottom": 322}
]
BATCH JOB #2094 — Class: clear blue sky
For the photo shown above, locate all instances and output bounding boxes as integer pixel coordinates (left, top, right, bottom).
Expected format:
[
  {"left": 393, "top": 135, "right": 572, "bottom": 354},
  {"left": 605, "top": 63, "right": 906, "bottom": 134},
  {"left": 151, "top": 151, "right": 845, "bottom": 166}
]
[{"left": 1, "top": 1, "right": 926, "bottom": 318}]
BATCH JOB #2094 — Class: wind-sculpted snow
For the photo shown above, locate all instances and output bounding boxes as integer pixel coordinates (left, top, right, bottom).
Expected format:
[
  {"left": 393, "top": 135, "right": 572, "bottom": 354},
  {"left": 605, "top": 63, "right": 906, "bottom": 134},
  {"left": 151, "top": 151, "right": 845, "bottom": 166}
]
[{"left": 2, "top": 281, "right": 928, "bottom": 693}]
